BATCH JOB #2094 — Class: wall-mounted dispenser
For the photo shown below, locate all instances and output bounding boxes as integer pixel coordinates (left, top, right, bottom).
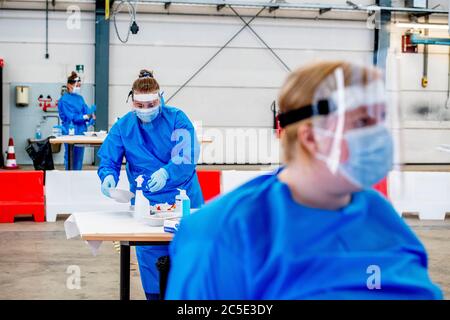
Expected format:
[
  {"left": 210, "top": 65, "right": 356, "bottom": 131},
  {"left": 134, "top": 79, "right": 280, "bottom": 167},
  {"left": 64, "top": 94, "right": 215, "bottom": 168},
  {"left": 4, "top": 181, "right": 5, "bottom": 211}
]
[{"left": 15, "top": 86, "right": 30, "bottom": 106}]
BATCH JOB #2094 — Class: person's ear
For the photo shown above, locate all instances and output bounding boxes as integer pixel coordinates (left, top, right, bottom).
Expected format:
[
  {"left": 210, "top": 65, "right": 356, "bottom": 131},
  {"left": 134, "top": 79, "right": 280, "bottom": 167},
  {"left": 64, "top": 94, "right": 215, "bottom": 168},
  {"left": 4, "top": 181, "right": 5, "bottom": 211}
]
[{"left": 297, "top": 123, "right": 317, "bottom": 155}]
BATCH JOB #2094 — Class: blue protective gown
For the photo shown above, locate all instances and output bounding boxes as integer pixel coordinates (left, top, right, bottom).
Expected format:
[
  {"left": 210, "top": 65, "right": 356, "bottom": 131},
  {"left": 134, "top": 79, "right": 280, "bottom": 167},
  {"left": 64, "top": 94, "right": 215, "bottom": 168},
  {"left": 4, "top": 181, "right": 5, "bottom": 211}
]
[
  {"left": 58, "top": 92, "right": 91, "bottom": 170},
  {"left": 97, "top": 103, "right": 204, "bottom": 294},
  {"left": 166, "top": 168, "right": 443, "bottom": 300}
]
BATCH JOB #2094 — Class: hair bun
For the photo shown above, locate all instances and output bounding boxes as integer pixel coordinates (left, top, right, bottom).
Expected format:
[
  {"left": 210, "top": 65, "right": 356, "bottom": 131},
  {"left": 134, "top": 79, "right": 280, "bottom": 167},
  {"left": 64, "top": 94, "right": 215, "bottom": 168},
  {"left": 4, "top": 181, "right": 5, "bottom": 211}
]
[{"left": 139, "top": 69, "right": 153, "bottom": 78}]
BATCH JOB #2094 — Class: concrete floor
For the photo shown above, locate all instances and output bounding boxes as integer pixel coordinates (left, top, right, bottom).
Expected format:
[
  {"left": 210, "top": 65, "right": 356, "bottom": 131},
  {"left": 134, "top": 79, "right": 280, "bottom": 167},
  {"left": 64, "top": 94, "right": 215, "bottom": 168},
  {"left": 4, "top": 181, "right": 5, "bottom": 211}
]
[{"left": 0, "top": 216, "right": 448, "bottom": 300}]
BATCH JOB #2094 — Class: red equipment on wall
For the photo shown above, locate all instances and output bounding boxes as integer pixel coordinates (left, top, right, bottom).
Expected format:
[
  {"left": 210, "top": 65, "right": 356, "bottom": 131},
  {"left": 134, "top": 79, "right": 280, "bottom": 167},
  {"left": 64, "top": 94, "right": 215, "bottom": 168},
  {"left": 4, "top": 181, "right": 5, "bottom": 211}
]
[
  {"left": 38, "top": 94, "right": 58, "bottom": 112},
  {"left": 402, "top": 33, "right": 418, "bottom": 53}
]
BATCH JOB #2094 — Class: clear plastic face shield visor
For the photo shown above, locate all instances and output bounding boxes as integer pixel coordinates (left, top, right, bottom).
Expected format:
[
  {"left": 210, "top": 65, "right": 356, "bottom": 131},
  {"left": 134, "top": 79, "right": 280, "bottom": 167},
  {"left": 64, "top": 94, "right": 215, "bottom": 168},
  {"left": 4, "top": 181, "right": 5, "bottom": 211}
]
[
  {"left": 279, "top": 65, "right": 399, "bottom": 189},
  {"left": 68, "top": 77, "right": 81, "bottom": 87},
  {"left": 130, "top": 92, "right": 161, "bottom": 110}
]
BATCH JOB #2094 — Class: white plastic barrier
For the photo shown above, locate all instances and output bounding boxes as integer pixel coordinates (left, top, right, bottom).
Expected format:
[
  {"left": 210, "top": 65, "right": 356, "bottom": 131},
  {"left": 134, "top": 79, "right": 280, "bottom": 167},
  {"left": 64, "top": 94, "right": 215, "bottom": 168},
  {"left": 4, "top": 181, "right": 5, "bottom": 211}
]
[
  {"left": 45, "top": 170, "right": 131, "bottom": 222},
  {"left": 46, "top": 169, "right": 450, "bottom": 222},
  {"left": 221, "top": 170, "right": 450, "bottom": 221},
  {"left": 221, "top": 170, "right": 272, "bottom": 193},
  {"left": 388, "top": 171, "right": 450, "bottom": 220}
]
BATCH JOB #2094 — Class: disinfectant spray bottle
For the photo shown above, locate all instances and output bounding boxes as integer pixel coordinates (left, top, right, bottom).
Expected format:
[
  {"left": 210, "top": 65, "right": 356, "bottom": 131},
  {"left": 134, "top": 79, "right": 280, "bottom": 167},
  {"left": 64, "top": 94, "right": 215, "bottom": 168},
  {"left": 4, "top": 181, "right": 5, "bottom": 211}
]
[{"left": 134, "top": 175, "right": 149, "bottom": 220}]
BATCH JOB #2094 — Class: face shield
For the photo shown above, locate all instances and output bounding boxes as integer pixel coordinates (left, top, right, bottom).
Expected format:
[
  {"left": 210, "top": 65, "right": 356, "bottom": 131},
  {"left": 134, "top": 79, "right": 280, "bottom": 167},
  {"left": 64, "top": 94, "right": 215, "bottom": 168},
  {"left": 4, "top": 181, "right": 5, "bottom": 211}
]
[
  {"left": 132, "top": 92, "right": 161, "bottom": 109},
  {"left": 279, "top": 65, "right": 395, "bottom": 189},
  {"left": 68, "top": 77, "right": 81, "bottom": 94}
]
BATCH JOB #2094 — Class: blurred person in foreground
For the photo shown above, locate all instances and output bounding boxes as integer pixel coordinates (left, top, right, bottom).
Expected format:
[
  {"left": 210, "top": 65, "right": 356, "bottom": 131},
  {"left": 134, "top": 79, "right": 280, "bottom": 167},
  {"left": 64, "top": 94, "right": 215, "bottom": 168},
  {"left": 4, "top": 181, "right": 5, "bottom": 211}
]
[{"left": 165, "top": 61, "right": 442, "bottom": 300}]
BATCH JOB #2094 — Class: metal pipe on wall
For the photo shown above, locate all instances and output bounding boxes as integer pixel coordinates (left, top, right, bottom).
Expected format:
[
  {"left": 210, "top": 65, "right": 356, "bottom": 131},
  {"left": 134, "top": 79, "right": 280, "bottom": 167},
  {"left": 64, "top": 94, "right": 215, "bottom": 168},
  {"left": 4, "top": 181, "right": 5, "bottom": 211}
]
[
  {"left": 94, "top": 0, "right": 111, "bottom": 164},
  {"left": 1, "top": 0, "right": 449, "bottom": 15},
  {"left": 422, "top": 12, "right": 429, "bottom": 88},
  {"left": 446, "top": 46, "right": 450, "bottom": 109},
  {"left": 45, "top": 0, "right": 49, "bottom": 59},
  {"left": 130, "top": 0, "right": 449, "bottom": 14},
  {"left": 373, "top": 0, "right": 391, "bottom": 72}
]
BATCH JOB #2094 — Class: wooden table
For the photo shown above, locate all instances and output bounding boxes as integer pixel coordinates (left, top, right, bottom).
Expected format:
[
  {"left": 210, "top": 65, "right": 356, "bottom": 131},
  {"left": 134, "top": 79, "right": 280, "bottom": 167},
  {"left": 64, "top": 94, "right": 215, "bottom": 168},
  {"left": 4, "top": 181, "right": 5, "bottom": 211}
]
[
  {"left": 64, "top": 211, "right": 175, "bottom": 300},
  {"left": 50, "top": 135, "right": 105, "bottom": 170}
]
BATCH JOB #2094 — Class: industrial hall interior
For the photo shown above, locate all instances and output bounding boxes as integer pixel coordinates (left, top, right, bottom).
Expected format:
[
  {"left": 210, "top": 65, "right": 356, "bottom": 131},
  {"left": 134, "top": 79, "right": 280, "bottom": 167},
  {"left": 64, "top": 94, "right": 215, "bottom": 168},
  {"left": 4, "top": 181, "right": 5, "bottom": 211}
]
[{"left": 0, "top": 0, "right": 449, "bottom": 301}]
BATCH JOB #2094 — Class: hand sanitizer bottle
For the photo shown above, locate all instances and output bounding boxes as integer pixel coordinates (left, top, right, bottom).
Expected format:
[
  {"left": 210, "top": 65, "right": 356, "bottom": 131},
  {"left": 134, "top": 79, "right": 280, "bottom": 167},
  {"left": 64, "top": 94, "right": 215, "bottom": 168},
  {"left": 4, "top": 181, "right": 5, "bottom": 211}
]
[
  {"left": 68, "top": 122, "right": 75, "bottom": 136},
  {"left": 175, "top": 189, "right": 190, "bottom": 217},
  {"left": 35, "top": 124, "right": 42, "bottom": 140},
  {"left": 134, "top": 175, "right": 150, "bottom": 220}
]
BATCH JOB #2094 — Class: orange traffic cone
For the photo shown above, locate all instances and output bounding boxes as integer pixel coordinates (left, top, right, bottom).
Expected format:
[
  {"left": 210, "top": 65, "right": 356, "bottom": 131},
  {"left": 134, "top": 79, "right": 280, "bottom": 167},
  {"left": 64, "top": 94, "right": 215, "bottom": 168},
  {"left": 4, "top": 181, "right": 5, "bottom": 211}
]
[{"left": 4, "top": 138, "right": 19, "bottom": 170}]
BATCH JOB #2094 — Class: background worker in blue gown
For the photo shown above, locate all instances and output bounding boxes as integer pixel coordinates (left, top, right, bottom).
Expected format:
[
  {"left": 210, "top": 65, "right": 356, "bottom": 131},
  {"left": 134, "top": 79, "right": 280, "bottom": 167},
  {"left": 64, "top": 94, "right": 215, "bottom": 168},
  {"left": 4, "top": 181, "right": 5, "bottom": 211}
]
[
  {"left": 58, "top": 71, "right": 96, "bottom": 170},
  {"left": 166, "top": 61, "right": 443, "bottom": 300},
  {"left": 97, "top": 69, "right": 204, "bottom": 300}
]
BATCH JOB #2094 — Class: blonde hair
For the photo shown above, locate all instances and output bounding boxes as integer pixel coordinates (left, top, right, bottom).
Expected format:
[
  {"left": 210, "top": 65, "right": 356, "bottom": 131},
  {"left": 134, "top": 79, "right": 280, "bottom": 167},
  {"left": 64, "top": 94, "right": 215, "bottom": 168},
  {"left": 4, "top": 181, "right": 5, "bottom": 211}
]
[{"left": 278, "top": 61, "right": 378, "bottom": 162}]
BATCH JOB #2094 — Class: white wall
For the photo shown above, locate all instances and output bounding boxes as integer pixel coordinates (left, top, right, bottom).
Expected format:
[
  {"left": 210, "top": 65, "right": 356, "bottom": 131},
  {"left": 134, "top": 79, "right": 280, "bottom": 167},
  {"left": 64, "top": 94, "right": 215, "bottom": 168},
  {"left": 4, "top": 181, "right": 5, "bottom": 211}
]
[
  {"left": 0, "top": 9, "right": 95, "bottom": 164},
  {"left": 388, "top": 13, "right": 450, "bottom": 163},
  {"left": 109, "top": 12, "right": 373, "bottom": 163},
  {"left": 1, "top": 1, "right": 450, "bottom": 164},
  {"left": 110, "top": 15, "right": 373, "bottom": 126}
]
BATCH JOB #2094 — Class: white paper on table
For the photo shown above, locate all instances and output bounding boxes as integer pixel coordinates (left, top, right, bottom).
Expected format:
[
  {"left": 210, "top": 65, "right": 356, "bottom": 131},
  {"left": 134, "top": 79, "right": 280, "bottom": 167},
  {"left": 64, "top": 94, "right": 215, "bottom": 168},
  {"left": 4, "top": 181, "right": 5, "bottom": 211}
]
[
  {"left": 85, "top": 240, "right": 103, "bottom": 256},
  {"left": 65, "top": 211, "right": 168, "bottom": 256},
  {"left": 109, "top": 189, "right": 135, "bottom": 203},
  {"left": 65, "top": 215, "right": 103, "bottom": 256},
  {"left": 64, "top": 215, "right": 80, "bottom": 239}
]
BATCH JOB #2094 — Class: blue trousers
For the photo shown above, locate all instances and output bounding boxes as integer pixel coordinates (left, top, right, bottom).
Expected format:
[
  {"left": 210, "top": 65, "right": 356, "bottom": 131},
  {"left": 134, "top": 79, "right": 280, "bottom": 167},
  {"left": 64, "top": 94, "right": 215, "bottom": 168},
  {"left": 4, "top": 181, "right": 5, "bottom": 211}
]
[
  {"left": 136, "top": 245, "right": 169, "bottom": 296},
  {"left": 64, "top": 144, "right": 85, "bottom": 170}
]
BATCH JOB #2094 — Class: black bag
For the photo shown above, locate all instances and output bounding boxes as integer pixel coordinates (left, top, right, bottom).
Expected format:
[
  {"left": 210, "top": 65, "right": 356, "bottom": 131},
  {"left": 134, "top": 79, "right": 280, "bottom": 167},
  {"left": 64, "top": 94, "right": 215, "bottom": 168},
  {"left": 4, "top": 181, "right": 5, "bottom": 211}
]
[
  {"left": 156, "top": 255, "right": 171, "bottom": 300},
  {"left": 25, "top": 137, "right": 55, "bottom": 171}
]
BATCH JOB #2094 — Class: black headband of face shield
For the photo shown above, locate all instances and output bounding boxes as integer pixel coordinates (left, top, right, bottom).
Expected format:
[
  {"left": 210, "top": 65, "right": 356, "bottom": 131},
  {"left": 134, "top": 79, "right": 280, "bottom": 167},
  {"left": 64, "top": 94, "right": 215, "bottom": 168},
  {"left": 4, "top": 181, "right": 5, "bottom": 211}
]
[
  {"left": 127, "top": 90, "right": 133, "bottom": 103},
  {"left": 278, "top": 99, "right": 333, "bottom": 128},
  {"left": 67, "top": 78, "right": 81, "bottom": 85}
]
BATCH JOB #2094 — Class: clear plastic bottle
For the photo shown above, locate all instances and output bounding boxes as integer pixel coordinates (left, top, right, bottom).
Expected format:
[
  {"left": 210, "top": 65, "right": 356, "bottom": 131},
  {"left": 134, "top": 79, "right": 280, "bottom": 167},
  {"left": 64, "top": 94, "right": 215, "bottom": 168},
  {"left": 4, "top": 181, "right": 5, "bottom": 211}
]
[
  {"left": 52, "top": 125, "right": 62, "bottom": 137},
  {"left": 87, "top": 123, "right": 95, "bottom": 133},
  {"left": 134, "top": 175, "right": 150, "bottom": 220},
  {"left": 68, "top": 122, "right": 75, "bottom": 136},
  {"left": 35, "top": 124, "right": 42, "bottom": 140}
]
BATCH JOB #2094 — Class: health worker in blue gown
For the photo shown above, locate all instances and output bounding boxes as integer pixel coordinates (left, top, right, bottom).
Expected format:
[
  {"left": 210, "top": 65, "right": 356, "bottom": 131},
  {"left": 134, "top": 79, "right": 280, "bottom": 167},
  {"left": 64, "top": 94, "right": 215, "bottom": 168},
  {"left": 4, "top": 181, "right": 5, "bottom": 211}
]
[
  {"left": 97, "top": 69, "right": 204, "bottom": 300},
  {"left": 58, "top": 71, "right": 96, "bottom": 170},
  {"left": 166, "top": 61, "right": 443, "bottom": 300}
]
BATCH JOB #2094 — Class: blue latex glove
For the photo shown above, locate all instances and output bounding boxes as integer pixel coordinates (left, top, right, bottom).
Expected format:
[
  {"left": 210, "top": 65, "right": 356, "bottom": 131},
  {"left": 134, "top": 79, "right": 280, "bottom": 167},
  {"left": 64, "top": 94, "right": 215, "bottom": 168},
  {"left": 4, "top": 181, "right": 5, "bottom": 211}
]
[
  {"left": 101, "top": 175, "right": 116, "bottom": 197},
  {"left": 147, "top": 168, "right": 169, "bottom": 193}
]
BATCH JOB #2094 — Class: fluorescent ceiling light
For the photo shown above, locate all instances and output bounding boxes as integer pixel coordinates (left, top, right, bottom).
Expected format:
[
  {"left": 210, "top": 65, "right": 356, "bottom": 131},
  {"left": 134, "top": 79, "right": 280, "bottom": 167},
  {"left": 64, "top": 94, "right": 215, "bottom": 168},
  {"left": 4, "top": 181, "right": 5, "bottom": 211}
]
[{"left": 395, "top": 22, "right": 449, "bottom": 30}]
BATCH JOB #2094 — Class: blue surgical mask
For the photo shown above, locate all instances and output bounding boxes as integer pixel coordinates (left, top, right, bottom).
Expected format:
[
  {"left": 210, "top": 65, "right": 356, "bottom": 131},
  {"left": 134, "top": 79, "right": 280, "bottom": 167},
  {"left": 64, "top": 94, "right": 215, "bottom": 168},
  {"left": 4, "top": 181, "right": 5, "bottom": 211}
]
[
  {"left": 134, "top": 106, "right": 160, "bottom": 123},
  {"left": 72, "top": 87, "right": 81, "bottom": 95},
  {"left": 339, "top": 124, "right": 393, "bottom": 189}
]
